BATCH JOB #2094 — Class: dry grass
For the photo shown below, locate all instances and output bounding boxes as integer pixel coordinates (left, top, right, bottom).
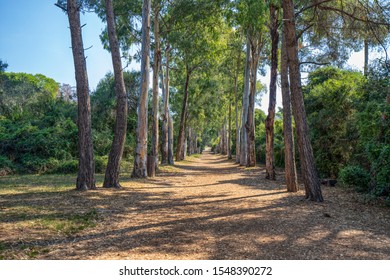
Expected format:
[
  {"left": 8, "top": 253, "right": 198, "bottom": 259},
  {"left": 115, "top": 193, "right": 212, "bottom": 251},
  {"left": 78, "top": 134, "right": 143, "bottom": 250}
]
[{"left": 0, "top": 152, "right": 389, "bottom": 260}]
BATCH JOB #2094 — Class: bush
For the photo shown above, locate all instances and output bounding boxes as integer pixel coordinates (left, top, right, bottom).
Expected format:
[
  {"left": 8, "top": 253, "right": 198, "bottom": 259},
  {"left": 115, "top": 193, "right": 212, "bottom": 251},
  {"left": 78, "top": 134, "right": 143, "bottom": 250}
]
[
  {"left": 0, "top": 155, "right": 15, "bottom": 176},
  {"left": 48, "top": 159, "right": 78, "bottom": 174},
  {"left": 371, "top": 145, "right": 390, "bottom": 197},
  {"left": 339, "top": 165, "right": 371, "bottom": 192},
  {"left": 95, "top": 156, "right": 107, "bottom": 173}
]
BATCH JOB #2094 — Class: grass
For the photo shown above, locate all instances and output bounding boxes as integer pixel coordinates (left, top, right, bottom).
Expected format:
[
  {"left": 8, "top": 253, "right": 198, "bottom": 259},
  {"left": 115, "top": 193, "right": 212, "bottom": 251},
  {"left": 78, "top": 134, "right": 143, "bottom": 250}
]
[{"left": 0, "top": 174, "right": 104, "bottom": 259}]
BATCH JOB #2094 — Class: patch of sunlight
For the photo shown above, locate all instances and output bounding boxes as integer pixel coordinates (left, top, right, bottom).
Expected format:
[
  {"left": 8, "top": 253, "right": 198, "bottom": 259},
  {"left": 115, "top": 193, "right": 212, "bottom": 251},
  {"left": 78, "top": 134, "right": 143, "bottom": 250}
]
[
  {"left": 337, "top": 229, "right": 368, "bottom": 238},
  {"left": 295, "top": 230, "right": 332, "bottom": 245},
  {"left": 257, "top": 234, "right": 288, "bottom": 243}
]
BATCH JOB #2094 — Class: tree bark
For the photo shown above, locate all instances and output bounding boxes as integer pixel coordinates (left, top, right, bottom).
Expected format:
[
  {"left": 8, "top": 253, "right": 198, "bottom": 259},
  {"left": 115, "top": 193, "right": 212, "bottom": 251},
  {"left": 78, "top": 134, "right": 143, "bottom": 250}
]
[
  {"left": 103, "top": 0, "right": 128, "bottom": 188},
  {"left": 265, "top": 5, "right": 278, "bottom": 180},
  {"left": 168, "top": 113, "right": 174, "bottom": 164},
  {"left": 246, "top": 37, "right": 260, "bottom": 167},
  {"left": 67, "top": 0, "right": 96, "bottom": 190},
  {"left": 175, "top": 68, "right": 191, "bottom": 161},
  {"left": 364, "top": 38, "right": 369, "bottom": 76},
  {"left": 228, "top": 98, "right": 232, "bottom": 159},
  {"left": 132, "top": 0, "right": 151, "bottom": 178},
  {"left": 235, "top": 49, "right": 241, "bottom": 163},
  {"left": 283, "top": 0, "right": 323, "bottom": 201},
  {"left": 240, "top": 38, "right": 251, "bottom": 166},
  {"left": 161, "top": 45, "right": 170, "bottom": 164},
  {"left": 150, "top": 2, "right": 160, "bottom": 176},
  {"left": 281, "top": 22, "right": 298, "bottom": 192}
]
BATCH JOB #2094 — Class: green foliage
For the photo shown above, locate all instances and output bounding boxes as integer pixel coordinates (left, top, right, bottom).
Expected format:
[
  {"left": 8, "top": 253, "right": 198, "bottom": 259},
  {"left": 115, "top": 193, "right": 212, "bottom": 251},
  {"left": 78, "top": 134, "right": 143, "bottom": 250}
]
[
  {"left": 304, "top": 67, "right": 364, "bottom": 178},
  {"left": 305, "top": 63, "right": 389, "bottom": 200},
  {"left": 339, "top": 165, "right": 371, "bottom": 192},
  {"left": 0, "top": 71, "right": 140, "bottom": 175}
]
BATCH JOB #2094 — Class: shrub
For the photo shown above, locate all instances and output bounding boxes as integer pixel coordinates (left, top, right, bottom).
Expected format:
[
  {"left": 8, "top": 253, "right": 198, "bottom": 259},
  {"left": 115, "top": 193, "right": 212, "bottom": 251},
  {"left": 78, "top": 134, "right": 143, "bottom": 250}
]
[
  {"left": 0, "top": 155, "right": 15, "bottom": 176},
  {"left": 95, "top": 156, "right": 107, "bottom": 173},
  {"left": 48, "top": 159, "right": 78, "bottom": 174},
  {"left": 339, "top": 165, "right": 371, "bottom": 192}
]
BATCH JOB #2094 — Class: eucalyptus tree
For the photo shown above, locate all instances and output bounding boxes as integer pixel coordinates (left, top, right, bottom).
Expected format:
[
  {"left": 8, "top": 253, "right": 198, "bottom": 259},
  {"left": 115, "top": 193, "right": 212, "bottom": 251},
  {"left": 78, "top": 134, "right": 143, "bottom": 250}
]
[
  {"left": 280, "top": 23, "right": 298, "bottom": 192},
  {"left": 56, "top": 0, "right": 96, "bottom": 190},
  {"left": 150, "top": 0, "right": 162, "bottom": 175},
  {"left": 282, "top": 0, "right": 323, "bottom": 202},
  {"left": 265, "top": 2, "right": 279, "bottom": 180},
  {"left": 102, "top": 0, "right": 128, "bottom": 188},
  {"left": 132, "top": 0, "right": 151, "bottom": 178}
]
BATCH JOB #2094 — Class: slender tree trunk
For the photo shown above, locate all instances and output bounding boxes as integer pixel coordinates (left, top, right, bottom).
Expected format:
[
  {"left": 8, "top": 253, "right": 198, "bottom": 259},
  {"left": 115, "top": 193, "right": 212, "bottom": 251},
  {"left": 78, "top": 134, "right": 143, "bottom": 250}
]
[
  {"left": 161, "top": 45, "right": 171, "bottom": 164},
  {"left": 150, "top": 2, "right": 160, "bottom": 176},
  {"left": 221, "top": 119, "right": 227, "bottom": 155},
  {"left": 67, "top": 0, "right": 96, "bottom": 190},
  {"left": 235, "top": 49, "right": 241, "bottom": 163},
  {"left": 283, "top": 0, "right": 323, "bottom": 202},
  {"left": 168, "top": 113, "right": 174, "bottom": 164},
  {"left": 103, "top": 0, "right": 128, "bottom": 188},
  {"left": 281, "top": 23, "right": 298, "bottom": 192},
  {"left": 364, "top": 38, "right": 369, "bottom": 76},
  {"left": 175, "top": 68, "right": 191, "bottom": 161},
  {"left": 246, "top": 38, "right": 260, "bottom": 167},
  {"left": 240, "top": 38, "right": 251, "bottom": 166},
  {"left": 228, "top": 97, "right": 232, "bottom": 159},
  {"left": 265, "top": 5, "right": 278, "bottom": 180},
  {"left": 132, "top": 0, "right": 151, "bottom": 178}
]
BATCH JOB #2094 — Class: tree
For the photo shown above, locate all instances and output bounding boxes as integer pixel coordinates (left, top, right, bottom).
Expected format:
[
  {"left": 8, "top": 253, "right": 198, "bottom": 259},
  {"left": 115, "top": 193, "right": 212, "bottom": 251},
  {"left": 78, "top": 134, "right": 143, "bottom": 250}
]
[
  {"left": 0, "top": 60, "right": 8, "bottom": 72},
  {"left": 265, "top": 3, "right": 278, "bottom": 179},
  {"left": 58, "top": 0, "right": 96, "bottom": 190},
  {"left": 280, "top": 24, "right": 298, "bottom": 192},
  {"left": 102, "top": 0, "right": 128, "bottom": 188},
  {"left": 132, "top": 0, "right": 151, "bottom": 178},
  {"left": 282, "top": 0, "right": 323, "bottom": 201},
  {"left": 150, "top": 0, "right": 161, "bottom": 175}
]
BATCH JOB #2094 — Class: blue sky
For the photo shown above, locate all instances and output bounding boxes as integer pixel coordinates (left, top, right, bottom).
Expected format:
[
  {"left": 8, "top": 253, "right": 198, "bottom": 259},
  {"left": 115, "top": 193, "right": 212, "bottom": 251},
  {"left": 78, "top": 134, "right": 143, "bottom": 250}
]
[{"left": 0, "top": 0, "right": 113, "bottom": 90}]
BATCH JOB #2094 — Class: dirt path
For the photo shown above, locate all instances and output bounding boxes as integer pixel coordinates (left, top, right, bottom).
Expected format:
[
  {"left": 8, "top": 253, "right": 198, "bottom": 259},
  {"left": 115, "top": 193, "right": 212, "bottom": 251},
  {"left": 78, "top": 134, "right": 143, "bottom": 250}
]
[{"left": 3, "top": 151, "right": 390, "bottom": 259}]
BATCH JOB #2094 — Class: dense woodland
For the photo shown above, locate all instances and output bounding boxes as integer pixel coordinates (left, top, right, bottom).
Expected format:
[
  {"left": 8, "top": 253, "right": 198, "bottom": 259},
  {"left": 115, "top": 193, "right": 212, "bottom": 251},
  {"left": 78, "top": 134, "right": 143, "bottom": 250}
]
[{"left": 0, "top": 0, "right": 389, "bottom": 203}]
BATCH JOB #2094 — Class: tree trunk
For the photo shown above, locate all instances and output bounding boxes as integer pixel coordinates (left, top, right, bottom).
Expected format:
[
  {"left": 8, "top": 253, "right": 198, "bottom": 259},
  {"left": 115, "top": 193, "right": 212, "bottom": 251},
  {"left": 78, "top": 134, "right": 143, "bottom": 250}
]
[
  {"left": 132, "top": 0, "right": 151, "bottom": 178},
  {"left": 168, "top": 113, "right": 174, "bottom": 164},
  {"left": 175, "top": 68, "right": 191, "bottom": 161},
  {"left": 283, "top": 0, "right": 323, "bottom": 202},
  {"left": 265, "top": 5, "right": 278, "bottom": 180},
  {"left": 364, "top": 38, "right": 369, "bottom": 76},
  {"left": 161, "top": 45, "right": 170, "bottom": 164},
  {"left": 67, "top": 0, "right": 96, "bottom": 190},
  {"left": 228, "top": 98, "right": 232, "bottom": 159},
  {"left": 246, "top": 38, "right": 260, "bottom": 168},
  {"left": 150, "top": 2, "right": 160, "bottom": 176},
  {"left": 281, "top": 22, "right": 298, "bottom": 192},
  {"left": 240, "top": 38, "right": 251, "bottom": 166},
  {"left": 103, "top": 0, "right": 128, "bottom": 188},
  {"left": 235, "top": 49, "right": 241, "bottom": 163}
]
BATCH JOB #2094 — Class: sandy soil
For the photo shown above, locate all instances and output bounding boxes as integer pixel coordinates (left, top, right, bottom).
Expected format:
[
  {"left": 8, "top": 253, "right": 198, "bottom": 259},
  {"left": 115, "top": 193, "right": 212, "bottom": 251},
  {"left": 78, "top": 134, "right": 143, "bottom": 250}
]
[{"left": 2, "top": 151, "right": 390, "bottom": 259}]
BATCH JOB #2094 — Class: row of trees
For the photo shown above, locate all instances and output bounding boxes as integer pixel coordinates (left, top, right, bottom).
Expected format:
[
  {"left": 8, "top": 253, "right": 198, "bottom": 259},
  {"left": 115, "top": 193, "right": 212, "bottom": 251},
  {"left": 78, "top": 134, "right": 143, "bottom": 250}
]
[
  {"left": 2, "top": 0, "right": 388, "bottom": 203},
  {"left": 56, "top": 0, "right": 390, "bottom": 202}
]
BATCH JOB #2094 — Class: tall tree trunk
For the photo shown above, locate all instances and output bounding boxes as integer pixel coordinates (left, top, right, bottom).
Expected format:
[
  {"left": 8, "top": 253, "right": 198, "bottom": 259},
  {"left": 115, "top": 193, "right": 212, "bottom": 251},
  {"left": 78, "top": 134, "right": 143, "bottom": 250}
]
[
  {"left": 175, "top": 68, "right": 191, "bottom": 161},
  {"left": 246, "top": 38, "right": 260, "bottom": 167},
  {"left": 168, "top": 113, "right": 174, "bottom": 164},
  {"left": 132, "top": 0, "right": 151, "bottom": 178},
  {"left": 103, "top": 0, "right": 128, "bottom": 188},
  {"left": 240, "top": 38, "right": 251, "bottom": 166},
  {"left": 281, "top": 22, "right": 298, "bottom": 192},
  {"left": 364, "top": 38, "right": 369, "bottom": 76},
  {"left": 221, "top": 119, "right": 227, "bottom": 155},
  {"left": 235, "top": 49, "right": 241, "bottom": 163},
  {"left": 161, "top": 45, "right": 171, "bottom": 164},
  {"left": 228, "top": 97, "right": 232, "bottom": 159},
  {"left": 283, "top": 0, "right": 323, "bottom": 202},
  {"left": 150, "top": 2, "right": 160, "bottom": 176},
  {"left": 67, "top": 0, "right": 96, "bottom": 190},
  {"left": 265, "top": 5, "right": 278, "bottom": 180}
]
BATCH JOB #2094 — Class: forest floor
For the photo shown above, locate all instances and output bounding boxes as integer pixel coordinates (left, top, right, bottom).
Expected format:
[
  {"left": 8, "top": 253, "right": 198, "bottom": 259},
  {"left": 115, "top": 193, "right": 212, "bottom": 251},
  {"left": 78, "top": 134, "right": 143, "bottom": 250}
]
[{"left": 0, "top": 150, "right": 389, "bottom": 260}]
